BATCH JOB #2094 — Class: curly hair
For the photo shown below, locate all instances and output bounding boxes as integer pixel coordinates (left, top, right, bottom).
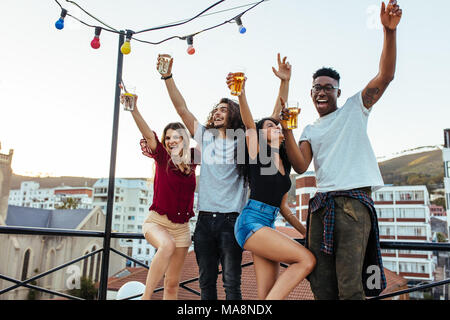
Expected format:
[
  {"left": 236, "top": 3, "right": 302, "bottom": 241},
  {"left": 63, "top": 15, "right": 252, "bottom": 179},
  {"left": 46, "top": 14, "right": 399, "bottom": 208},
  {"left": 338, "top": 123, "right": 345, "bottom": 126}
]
[{"left": 205, "top": 98, "right": 244, "bottom": 131}]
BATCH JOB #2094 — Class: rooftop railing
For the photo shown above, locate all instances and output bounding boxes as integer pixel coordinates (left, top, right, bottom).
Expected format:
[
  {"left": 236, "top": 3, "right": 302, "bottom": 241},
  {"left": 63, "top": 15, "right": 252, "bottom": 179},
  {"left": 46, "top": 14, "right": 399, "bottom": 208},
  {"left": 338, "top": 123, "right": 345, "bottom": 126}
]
[{"left": 1, "top": 225, "right": 449, "bottom": 300}]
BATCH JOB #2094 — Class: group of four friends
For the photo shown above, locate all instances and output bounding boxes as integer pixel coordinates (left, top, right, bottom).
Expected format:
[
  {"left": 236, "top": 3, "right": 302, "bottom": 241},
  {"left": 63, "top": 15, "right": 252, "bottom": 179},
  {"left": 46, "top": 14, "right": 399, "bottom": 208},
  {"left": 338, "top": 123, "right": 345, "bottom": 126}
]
[{"left": 125, "top": 0, "right": 402, "bottom": 300}]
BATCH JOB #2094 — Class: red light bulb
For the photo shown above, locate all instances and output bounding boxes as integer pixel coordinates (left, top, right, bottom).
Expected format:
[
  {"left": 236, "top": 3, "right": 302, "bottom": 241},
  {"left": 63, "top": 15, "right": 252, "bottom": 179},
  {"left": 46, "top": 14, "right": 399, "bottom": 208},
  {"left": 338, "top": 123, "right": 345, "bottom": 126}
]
[
  {"left": 187, "top": 45, "right": 195, "bottom": 55},
  {"left": 91, "top": 36, "right": 100, "bottom": 49},
  {"left": 91, "top": 27, "right": 102, "bottom": 50},
  {"left": 186, "top": 36, "right": 195, "bottom": 55}
]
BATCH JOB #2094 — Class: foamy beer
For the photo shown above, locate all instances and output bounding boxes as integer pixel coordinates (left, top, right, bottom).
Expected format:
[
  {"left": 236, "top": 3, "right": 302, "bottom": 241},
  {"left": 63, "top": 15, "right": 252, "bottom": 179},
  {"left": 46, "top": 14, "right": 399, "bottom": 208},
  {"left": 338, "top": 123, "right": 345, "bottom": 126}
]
[
  {"left": 286, "top": 101, "right": 300, "bottom": 129},
  {"left": 119, "top": 82, "right": 137, "bottom": 112},
  {"left": 230, "top": 67, "right": 246, "bottom": 96},
  {"left": 158, "top": 53, "right": 172, "bottom": 75},
  {"left": 122, "top": 92, "right": 137, "bottom": 111}
]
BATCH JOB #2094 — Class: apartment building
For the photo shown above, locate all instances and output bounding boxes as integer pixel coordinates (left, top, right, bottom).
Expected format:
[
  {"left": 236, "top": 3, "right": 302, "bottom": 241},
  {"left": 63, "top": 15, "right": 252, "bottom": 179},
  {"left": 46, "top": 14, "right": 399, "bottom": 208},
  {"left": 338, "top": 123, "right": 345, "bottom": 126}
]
[{"left": 373, "top": 185, "right": 434, "bottom": 282}]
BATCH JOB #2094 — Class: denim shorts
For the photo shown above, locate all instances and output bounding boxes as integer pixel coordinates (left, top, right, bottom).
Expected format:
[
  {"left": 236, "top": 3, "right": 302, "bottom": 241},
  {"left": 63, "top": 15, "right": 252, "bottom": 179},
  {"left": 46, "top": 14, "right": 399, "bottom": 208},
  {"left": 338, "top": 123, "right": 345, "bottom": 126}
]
[{"left": 234, "top": 199, "right": 280, "bottom": 249}]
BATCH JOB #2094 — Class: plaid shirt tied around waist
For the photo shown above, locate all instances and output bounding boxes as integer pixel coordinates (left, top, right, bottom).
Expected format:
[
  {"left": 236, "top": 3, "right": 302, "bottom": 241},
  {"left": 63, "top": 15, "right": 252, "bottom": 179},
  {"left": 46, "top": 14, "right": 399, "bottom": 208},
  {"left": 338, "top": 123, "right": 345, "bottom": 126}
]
[{"left": 305, "top": 189, "right": 387, "bottom": 297}]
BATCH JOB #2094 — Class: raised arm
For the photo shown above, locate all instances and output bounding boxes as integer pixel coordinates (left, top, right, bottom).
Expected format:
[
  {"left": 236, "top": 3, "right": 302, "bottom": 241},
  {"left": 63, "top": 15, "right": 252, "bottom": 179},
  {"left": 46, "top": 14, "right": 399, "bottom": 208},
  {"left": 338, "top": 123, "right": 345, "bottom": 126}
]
[
  {"left": 279, "top": 193, "right": 306, "bottom": 237},
  {"left": 157, "top": 55, "right": 199, "bottom": 137},
  {"left": 362, "top": 0, "right": 402, "bottom": 109},
  {"left": 226, "top": 74, "right": 258, "bottom": 159},
  {"left": 279, "top": 98, "right": 313, "bottom": 174},
  {"left": 123, "top": 93, "right": 157, "bottom": 152},
  {"left": 271, "top": 53, "right": 291, "bottom": 121}
]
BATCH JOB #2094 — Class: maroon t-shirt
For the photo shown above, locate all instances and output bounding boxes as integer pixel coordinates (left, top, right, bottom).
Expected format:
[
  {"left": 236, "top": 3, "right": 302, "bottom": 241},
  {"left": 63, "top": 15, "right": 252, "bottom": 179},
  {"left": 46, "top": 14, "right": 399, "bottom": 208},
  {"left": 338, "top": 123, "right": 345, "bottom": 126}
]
[{"left": 140, "top": 132, "right": 198, "bottom": 224}]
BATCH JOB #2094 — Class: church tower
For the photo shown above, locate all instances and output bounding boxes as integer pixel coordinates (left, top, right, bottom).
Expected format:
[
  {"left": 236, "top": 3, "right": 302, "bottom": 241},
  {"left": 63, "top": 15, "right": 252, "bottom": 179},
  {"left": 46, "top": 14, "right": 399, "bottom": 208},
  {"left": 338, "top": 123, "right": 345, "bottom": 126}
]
[{"left": 0, "top": 142, "right": 13, "bottom": 225}]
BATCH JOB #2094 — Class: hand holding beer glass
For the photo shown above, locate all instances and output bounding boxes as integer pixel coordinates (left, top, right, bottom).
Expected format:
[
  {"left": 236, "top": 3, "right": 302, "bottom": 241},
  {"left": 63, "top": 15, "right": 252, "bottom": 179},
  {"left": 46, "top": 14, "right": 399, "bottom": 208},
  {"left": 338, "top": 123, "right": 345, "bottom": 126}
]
[
  {"left": 119, "top": 81, "right": 138, "bottom": 112},
  {"left": 157, "top": 53, "right": 173, "bottom": 77},
  {"left": 280, "top": 98, "right": 301, "bottom": 130},
  {"left": 229, "top": 66, "right": 246, "bottom": 96}
]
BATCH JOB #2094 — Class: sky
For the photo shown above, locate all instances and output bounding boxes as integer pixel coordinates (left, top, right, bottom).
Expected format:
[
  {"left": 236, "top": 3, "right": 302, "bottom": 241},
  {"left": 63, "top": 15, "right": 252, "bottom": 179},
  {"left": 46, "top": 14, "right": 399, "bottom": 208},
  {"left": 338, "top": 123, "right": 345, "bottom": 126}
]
[{"left": 0, "top": 0, "right": 449, "bottom": 178}]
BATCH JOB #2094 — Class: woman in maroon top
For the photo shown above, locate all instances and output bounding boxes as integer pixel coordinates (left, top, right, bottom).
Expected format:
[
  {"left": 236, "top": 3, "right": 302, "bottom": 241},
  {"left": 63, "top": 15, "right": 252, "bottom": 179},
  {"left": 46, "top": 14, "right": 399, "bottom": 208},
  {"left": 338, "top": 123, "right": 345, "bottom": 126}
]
[{"left": 125, "top": 93, "right": 197, "bottom": 300}]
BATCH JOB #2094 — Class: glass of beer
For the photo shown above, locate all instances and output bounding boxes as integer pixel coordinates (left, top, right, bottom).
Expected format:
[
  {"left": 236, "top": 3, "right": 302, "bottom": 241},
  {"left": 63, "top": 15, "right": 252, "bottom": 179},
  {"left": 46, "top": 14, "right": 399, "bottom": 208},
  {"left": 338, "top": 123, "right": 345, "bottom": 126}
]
[
  {"left": 286, "top": 101, "right": 300, "bottom": 129},
  {"left": 158, "top": 52, "right": 173, "bottom": 75},
  {"left": 230, "top": 66, "right": 246, "bottom": 96},
  {"left": 120, "top": 83, "right": 137, "bottom": 112}
]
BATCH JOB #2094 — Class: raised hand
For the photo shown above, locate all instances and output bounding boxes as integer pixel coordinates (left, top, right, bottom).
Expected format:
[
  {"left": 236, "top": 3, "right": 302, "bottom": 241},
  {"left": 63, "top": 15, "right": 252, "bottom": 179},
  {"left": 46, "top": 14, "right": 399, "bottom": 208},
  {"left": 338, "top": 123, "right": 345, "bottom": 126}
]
[
  {"left": 156, "top": 54, "right": 173, "bottom": 77},
  {"left": 279, "top": 97, "right": 290, "bottom": 130},
  {"left": 272, "top": 53, "right": 291, "bottom": 81},
  {"left": 226, "top": 72, "right": 246, "bottom": 92},
  {"left": 380, "top": 0, "right": 402, "bottom": 31}
]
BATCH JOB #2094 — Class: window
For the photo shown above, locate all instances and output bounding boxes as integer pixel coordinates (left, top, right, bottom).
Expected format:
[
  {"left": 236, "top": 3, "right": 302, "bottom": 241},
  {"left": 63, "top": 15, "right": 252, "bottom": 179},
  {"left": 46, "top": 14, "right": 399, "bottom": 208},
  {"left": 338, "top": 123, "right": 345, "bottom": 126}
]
[
  {"left": 397, "top": 208, "right": 425, "bottom": 219},
  {"left": 375, "top": 192, "right": 393, "bottom": 201},
  {"left": 128, "top": 216, "right": 135, "bottom": 221},
  {"left": 446, "top": 161, "right": 450, "bottom": 178},
  {"left": 129, "top": 207, "right": 136, "bottom": 212},
  {"left": 377, "top": 208, "right": 394, "bottom": 219},
  {"left": 380, "top": 226, "right": 393, "bottom": 236},
  {"left": 21, "top": 249, "right": 31, "bottom": 281},
  {"left": 397, "top": 226, "right": 425, "bottom": 237},
  {"left": 396, "top": 191, "right": 424, "bottom": 201}
]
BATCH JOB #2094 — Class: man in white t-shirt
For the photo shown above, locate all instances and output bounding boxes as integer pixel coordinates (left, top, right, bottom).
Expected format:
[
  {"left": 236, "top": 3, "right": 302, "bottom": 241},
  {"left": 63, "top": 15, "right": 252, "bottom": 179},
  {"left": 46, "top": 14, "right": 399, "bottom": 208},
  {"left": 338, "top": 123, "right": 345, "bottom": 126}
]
[{"left": 281, "top": 0, "right": 403, "bottom": 299}]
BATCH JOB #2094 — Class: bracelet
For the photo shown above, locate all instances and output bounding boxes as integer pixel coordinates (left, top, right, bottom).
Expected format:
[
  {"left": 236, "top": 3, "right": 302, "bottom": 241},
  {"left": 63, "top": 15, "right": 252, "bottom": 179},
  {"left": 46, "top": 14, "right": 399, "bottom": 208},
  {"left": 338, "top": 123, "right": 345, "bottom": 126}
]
[{"left": 161, "top": 74, "right": 173, "bottom": 80}]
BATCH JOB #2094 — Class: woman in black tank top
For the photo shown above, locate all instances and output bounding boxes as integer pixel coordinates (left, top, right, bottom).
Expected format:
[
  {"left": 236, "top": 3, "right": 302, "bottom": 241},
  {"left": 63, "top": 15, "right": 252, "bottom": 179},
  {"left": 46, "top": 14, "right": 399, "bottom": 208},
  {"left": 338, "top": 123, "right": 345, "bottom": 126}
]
[{"left": 227, "top": 54, "right": 316, "bottom": 300}]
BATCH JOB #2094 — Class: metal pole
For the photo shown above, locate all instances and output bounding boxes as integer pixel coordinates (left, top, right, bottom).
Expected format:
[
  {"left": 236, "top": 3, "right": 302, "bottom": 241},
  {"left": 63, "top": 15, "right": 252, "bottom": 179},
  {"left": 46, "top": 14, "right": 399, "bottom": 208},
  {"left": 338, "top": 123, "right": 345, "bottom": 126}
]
[{"left": 97, "top": 30, "right": 125, "bottom": 300}]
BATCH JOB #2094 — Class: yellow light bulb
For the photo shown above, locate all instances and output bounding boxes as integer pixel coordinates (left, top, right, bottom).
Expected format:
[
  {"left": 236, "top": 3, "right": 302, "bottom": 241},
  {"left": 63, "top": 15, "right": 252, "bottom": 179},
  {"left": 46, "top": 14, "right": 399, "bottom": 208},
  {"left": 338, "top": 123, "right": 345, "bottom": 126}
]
[{"left": 121, "top": 40, "right": 131, "bottom": 55}]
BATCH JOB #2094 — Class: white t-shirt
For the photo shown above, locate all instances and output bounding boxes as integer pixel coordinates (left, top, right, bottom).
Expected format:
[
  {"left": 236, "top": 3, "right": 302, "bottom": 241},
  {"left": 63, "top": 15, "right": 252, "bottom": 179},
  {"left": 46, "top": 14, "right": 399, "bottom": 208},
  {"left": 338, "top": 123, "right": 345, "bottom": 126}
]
[{"left": 299, "top": 91, "right": 384, "bottom": 193}]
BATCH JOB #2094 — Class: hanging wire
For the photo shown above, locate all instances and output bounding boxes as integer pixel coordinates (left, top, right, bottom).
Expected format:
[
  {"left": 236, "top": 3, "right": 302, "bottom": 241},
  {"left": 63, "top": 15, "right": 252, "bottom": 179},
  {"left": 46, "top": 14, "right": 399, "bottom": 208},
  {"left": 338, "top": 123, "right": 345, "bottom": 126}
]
[
  {"left": 132, "top": 0, "right": 266, "bottom": 45},
  {"left": 64, "top": 0, "right": 120, "bottom": 32},
  {"left": 53, "top": 0, "right": 268, "bottom": 45}
]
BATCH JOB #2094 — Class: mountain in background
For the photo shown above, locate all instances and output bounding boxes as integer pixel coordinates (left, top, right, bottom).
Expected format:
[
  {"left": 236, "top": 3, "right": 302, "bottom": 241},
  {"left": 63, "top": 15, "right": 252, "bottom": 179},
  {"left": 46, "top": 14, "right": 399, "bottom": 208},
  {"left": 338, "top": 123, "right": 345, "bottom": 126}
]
[{"left": 10, "top": 147, "right": 445, "bottom": 202}]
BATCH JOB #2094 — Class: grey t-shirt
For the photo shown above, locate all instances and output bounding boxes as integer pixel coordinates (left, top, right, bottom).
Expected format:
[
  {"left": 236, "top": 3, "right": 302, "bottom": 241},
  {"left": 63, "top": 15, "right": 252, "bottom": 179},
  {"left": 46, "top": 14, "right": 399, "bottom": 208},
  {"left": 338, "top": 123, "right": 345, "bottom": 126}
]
[{"left": 194, "top": 124, "right": 248, "bottom": 213}]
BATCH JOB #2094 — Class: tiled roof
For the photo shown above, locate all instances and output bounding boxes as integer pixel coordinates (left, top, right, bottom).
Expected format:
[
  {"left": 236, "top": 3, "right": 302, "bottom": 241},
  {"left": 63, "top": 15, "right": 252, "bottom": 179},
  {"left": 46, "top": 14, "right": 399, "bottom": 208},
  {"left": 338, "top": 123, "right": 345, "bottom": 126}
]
[{"left": 106, "top": 227, "right": 408, "bottom": 300}]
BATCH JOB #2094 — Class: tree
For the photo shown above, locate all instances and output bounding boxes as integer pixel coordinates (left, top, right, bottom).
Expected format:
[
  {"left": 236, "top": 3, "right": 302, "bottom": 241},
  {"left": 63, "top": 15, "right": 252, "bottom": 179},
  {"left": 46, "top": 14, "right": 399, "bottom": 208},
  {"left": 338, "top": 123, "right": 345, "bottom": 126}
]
[
  {"left": 55, "top": 197, "right": 81, "bottom": 210},
  {"left": 68, "top": 277, "right": 98, "bottom": 300},
  {"left": 436, "top": 232, "right": 447, "bottom": 243}
]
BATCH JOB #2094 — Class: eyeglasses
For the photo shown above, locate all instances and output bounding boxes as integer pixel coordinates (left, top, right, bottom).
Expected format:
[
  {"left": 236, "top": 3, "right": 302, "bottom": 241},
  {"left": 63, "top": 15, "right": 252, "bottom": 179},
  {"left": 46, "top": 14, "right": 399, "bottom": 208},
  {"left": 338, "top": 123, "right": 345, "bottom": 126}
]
[{"left": 312, "top": 84, "right": 339, "bottom": 93}]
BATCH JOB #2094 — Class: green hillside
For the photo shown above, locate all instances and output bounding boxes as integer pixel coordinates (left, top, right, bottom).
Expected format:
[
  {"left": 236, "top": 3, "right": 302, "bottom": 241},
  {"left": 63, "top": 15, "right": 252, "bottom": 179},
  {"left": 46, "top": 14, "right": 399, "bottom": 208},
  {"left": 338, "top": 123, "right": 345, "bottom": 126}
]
[
  {"left": 10, "top": 148, "right": 445, "bottom": 198},
  {"left": 378, "top": 149, "right": 444, "bottom": 191}
]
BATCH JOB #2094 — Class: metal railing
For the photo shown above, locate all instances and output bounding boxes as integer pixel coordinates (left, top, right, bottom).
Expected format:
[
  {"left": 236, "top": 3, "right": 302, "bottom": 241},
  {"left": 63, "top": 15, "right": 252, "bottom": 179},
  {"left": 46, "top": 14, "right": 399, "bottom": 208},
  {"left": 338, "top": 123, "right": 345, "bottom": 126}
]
[{"left": 1, "top": 225, "right": 449, "bottom": 300}]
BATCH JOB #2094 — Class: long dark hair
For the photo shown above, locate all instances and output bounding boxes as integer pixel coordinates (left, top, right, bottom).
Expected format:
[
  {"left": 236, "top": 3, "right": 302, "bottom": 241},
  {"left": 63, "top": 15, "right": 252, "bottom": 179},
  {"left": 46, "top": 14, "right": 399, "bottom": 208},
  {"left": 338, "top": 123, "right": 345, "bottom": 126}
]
[{"left": 242, "top": 117, "right": 289, "bottom": 183}]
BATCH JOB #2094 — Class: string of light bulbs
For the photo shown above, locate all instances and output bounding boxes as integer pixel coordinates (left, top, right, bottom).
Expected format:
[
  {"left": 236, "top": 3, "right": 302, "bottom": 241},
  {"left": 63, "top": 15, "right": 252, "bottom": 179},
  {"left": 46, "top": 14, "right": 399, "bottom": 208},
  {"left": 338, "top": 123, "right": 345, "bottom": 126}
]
[{"left": 53, "top": 0, "right": 267, "bottom": 55}]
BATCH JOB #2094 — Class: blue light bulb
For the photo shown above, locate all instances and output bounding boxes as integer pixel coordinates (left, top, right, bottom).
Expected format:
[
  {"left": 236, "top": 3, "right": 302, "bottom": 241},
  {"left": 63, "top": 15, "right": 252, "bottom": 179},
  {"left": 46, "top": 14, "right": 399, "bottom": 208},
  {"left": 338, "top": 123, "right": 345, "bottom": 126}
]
[
  {"left": 55, "top": 18, "right": 64, "bottom": 30},
  {"left": 239, "top": 25, "right": 247, "bottom": 34},
  {"left": 55, "top": 9, "right": 67, "bottom": 30}
]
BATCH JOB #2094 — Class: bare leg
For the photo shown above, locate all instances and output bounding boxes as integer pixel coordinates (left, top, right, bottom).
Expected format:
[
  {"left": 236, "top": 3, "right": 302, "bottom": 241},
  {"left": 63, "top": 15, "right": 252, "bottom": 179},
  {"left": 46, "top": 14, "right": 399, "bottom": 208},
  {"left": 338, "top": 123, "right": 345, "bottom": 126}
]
[
  {"left": 244, "top": 227, "right": 316, "bottom": 300},
  {"left": 163, "top": 247, "right": 189, "bottom": 300},
  {"left": 252, "top": 253, "right": 279, "bottom": 299},
  {"left": 141, "top": 224, "right": 176, "bottom": 300}
]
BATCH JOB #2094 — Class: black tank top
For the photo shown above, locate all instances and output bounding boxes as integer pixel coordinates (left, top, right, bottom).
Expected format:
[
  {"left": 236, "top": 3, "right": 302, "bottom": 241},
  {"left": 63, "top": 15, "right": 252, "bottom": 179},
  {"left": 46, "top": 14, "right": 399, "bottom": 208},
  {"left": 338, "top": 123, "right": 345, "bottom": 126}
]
[{"left": 248, "top": 152, "right": 292, "bottom": 208}]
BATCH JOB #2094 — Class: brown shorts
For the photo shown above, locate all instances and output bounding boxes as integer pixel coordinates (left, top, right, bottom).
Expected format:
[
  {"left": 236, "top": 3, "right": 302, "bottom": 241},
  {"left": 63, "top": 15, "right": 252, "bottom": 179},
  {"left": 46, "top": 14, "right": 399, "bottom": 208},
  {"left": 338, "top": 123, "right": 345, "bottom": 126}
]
[{"left": 142, "top": 210, "right": 191, "bottom": 248}]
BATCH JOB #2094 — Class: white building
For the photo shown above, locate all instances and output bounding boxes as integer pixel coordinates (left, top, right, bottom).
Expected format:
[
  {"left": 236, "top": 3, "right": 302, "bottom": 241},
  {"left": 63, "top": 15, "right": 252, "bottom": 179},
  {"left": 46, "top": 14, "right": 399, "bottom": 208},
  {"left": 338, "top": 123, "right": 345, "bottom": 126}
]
[
  {"left": 295, "top": 171, "right": 317, "bottom": 225},
  {"left": 92, "top": 178, "right": 154, "bottom": 256},
  {"left": 443, "top": 128, "right": 450, "bottom": 235},
  {"left": 8, "top": 181, "right": 93, "bottom": 210},
  {"left": 373, "top": 185, "right": 434, "bottom": 282}
]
